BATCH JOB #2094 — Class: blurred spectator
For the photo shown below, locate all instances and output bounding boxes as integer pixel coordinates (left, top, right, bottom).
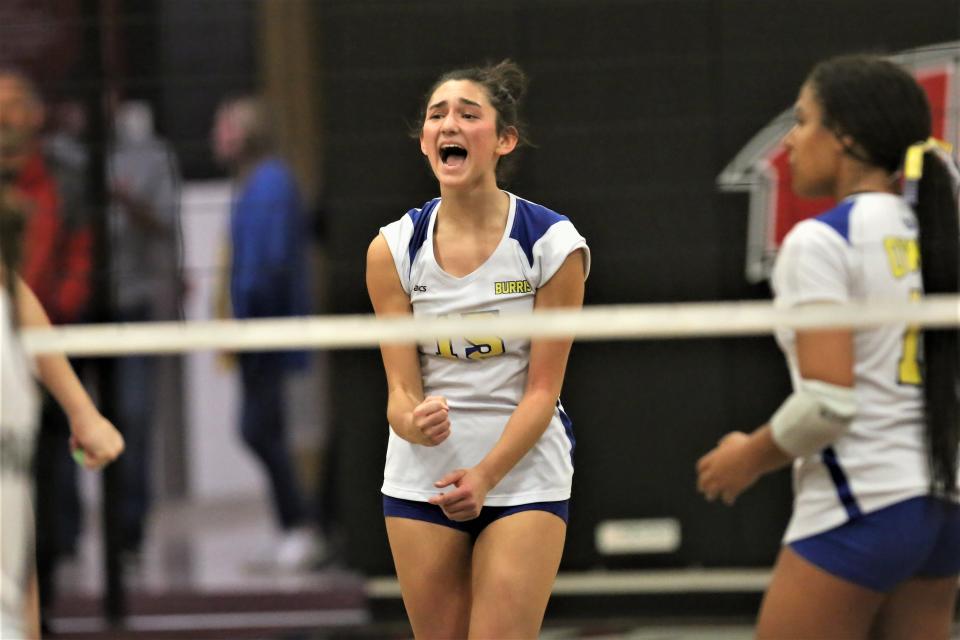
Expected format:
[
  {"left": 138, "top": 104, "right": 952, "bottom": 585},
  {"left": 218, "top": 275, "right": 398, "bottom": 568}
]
[
  {"left": 212, "top": 96, "right": 325, "bottom": 570},
  {"left": 44, "top": 100, "right": 89, "bottom": 226},
  {"left": 0, "top": 73, "right": 91, "bottom": 325},
  {"left": 107, "top": 99, "right": 183, "bottom": 562},
  {"left": 0, "top": 68, "right": 94, "bottom": 629}
]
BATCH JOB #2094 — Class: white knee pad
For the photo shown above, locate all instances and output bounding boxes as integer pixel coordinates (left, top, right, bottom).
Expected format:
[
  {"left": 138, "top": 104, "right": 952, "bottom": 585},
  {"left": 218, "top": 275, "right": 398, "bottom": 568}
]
[{"left": 770, "top": 379, "right": 857, "bottom": 458}]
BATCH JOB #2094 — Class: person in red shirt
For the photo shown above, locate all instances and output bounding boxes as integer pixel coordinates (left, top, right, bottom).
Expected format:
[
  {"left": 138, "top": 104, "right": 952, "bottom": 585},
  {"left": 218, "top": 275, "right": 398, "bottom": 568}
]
[{"left": 0, "top": 70, "right": 92, "bottom": 324}]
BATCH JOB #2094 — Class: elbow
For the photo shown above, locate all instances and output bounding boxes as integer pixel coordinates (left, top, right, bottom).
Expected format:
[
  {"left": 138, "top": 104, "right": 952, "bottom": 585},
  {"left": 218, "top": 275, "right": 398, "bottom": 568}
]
[
  {"left": 386, "top": 406, "right": 405, "bottom": 436},
  {"left": 770, "top": 379, "right": 857, "bottom": 458},
  {"left": 386, "top": 391, "right": 417, "bottom": 442},
  {"left": 523, "top": 379, "right": 563, "bottom": 404}
]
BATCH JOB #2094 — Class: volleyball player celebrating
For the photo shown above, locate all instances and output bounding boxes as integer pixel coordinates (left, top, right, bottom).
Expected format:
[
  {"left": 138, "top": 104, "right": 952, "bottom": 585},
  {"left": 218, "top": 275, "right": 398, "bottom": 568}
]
[
  {"left": 366, "top": 60, "right": 589, "bottom": 638},
  {"left": 697, "top": 55, "right": 959, "bottom": 638}
]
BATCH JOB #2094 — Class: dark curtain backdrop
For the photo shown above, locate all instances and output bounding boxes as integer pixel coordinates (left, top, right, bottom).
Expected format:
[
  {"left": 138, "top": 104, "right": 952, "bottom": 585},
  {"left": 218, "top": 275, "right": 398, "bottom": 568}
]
[{"left": 317, "top": 0, "right": 959, "bottom": 574}]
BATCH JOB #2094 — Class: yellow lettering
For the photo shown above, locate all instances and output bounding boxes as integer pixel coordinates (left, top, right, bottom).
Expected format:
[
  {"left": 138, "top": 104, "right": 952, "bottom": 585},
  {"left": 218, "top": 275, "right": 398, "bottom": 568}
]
[
  {"left": 434, "top": 310, "right": 506, "bottom": 360},
  {"left": 436, "top": 337, "right": 458, "bottom": 359},
  {"left": 494, "top": 280, "right": 533, "bottom": 295},
  {"left": 884, "top": 237, "right": 920, "bottom": 278},
  {"left": 897, "top": 289, "right": 923, "bottom": 385}
]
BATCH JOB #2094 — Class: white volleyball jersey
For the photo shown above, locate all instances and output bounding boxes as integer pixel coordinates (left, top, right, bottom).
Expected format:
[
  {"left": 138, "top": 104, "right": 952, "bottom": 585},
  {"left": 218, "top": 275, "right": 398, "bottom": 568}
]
[
  {"left": 772, "top": 192, "right": 956, "bottom": 543},
  {"left": 379, "top": 192, "right": 590, "bottom": 505},
  {"left": 0, "top": 288, "right": 39, "bottom": 638}
]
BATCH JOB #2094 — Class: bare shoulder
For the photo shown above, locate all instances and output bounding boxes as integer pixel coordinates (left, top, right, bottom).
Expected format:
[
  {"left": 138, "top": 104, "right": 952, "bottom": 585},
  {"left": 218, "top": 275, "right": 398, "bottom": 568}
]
[
  {"left": 366, "top": 233, "right": 399, "bottom": 282},
  {"left": 366, "top": 233, "right": 409, "bottom": 313},
  {"left": 535, "top": 249, "right": 586, "bottom": 309},
  {"left": 367, "top": 233, "right": 391, "bottom": 264}
]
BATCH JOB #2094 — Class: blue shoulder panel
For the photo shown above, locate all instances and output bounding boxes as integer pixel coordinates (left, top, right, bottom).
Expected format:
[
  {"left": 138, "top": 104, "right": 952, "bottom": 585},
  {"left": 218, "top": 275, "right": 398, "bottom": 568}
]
[
  {"left": 814, "top": 199, "right": 854, "bottom": 244},
  {"left": 407, "top": 199, "right": 439, "bottom": 267},
  {"left": 509, "top": 198, "right": 568, "bottom": 267}
]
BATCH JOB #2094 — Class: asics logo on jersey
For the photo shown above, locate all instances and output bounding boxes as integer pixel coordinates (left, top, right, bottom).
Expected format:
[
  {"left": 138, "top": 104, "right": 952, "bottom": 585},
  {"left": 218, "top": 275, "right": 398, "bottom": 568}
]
[
  {"left": 413, "top": 285, "right": 428, "bottom": 292},
  {"left": 494, "top": 280, "right": 533, "bottom": 295}
]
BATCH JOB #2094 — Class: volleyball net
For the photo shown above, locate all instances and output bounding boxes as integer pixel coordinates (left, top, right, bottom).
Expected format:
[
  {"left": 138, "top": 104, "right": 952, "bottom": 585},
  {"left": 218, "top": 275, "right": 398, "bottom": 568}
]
[{"left": 22, "top": 295, "right": 960, "bottom": 356}]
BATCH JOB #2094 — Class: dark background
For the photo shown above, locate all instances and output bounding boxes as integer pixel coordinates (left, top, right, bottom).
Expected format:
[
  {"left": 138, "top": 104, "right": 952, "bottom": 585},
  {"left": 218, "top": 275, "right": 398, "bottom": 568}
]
[
  {"left": 316, "top": 0, "right": 959, "bottom": 574},
  {"left": 10, "top": 0, "right": 958, "bottom": 575}
]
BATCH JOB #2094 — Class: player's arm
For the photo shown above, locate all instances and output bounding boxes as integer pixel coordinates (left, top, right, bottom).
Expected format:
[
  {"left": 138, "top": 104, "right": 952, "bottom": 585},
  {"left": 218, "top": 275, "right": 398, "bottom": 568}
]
[
  {"left": 15, "top": 277, "right": 125, "bottom": 468},
  {"left": 697, "top": 322, "right": 855, "bottom": 504},
  {"left": 429, "top": 250, "right": 585, "bottom": 520},
  {"left": 477, "top": 249, "right": 585, "bottom": 486},
  {"left": 795, "top": 328, "right": 854, "bottom": 384},
  {"left": 23, "top": 565, "right": 39, "bottom": 640},
  {"left": 366, "top": 234, "right": 449, "bottom": 446}
]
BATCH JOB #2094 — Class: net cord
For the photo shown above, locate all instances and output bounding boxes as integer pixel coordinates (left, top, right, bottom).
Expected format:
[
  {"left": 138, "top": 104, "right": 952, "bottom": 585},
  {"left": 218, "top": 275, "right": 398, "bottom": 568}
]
[{"left": 20, "top": 294, "right": 960, "bottom": 356}]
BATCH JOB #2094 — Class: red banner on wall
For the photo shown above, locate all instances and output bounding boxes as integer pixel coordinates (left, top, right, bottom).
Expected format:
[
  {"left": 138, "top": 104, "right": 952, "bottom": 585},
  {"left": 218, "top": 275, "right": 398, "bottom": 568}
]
[{"left": 718, "top": 41, "right": 959, "bottom": 282}]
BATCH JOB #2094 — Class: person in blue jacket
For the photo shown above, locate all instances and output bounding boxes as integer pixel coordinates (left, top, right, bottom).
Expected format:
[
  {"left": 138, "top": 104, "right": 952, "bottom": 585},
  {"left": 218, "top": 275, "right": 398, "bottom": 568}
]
[{"left": 212, "top": 96, "right": 322, "bottom": 570}]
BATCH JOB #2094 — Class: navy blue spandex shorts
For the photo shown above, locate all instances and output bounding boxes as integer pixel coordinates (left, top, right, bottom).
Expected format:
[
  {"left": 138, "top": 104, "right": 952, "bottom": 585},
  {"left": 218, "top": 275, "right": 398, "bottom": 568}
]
[
  {"left": 789, "top": 496, "right": 960, "bottom": 592},
  {"left": 383, "top": 495, "right": 569, "bottom": 539}
]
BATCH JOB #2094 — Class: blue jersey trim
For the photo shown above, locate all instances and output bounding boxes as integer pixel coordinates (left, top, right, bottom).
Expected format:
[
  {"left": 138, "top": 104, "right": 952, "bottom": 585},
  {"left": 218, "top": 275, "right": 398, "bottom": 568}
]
[
  {"left": 822, "top": 446, "right": 863, "bottom": 519},
  {"left": 407, "top": 199, "right": 438, "bottom": 272},
  {"left": 814, "top": 200, "right": 855, "bottom": 244},
  {"left": 383, "top": 495, "right": 570, "bottom": 537},
  {"left": 510, "top": 199, "right": 569, "bottom": 267},
  {"left": 557, "top": 401, "right": 575, "bottom": 461}
]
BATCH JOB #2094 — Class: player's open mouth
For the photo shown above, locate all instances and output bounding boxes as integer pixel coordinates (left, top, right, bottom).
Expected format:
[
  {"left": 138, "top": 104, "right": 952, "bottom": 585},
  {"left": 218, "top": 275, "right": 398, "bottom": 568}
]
[{"left": 440, "top": 144, "right": 467, "bottom": 167}]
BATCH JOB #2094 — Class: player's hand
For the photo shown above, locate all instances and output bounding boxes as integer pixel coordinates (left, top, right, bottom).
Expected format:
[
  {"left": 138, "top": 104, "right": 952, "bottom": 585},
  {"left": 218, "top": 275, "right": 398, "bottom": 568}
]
[
  {"left": 411, "top": 395, "right": 450, "bottom": 446},
  {"left": 428, "top": 467, "right": 492, "bottom": 521},
  {"left": 69, "top": 410, "right": 125, "bottom": 470},
  {"left": 696, "top": 431, "right": 760, "bottom": 505}
]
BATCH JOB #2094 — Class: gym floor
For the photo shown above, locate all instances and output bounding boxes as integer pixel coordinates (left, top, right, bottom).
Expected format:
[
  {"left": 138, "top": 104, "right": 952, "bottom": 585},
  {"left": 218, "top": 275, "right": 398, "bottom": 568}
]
[{"left": 47, "top": 496, "right": 956, "bottom": 639}]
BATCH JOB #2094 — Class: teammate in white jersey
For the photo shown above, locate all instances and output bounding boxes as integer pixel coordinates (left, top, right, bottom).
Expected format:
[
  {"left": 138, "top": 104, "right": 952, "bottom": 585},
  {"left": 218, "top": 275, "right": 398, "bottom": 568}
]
[
  {"left": 1, "top": 185, "right": 125, "bottom": 638},
  {"left": 366, "top": 60, "right": 589, "bottom": 638},
  {"left": 697, "top": 56, "right": 960, "bottom": 638}
]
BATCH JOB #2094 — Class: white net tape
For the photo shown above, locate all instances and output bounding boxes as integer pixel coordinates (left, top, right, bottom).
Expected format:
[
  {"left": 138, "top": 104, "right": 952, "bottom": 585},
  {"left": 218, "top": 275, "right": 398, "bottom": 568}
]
[{"left": 21, "top": 294, "right": 960, "bottom": 356}]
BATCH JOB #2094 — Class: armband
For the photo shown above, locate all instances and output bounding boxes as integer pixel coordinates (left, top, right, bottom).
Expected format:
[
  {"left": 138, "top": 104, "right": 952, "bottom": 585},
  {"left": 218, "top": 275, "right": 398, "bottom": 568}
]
[{"left": 770, "top": 379, "right": 856, "bottom": 458}]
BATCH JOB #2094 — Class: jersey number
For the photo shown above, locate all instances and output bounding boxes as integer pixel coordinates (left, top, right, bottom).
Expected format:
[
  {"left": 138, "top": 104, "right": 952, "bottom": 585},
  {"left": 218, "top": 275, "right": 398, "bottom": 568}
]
[
  {"left": 883, "top": 238, "right": 922, "bottom": 386},
  {"left": 436, "top": 311, "right": 506, "bottom": 360},
  {"left": 897, "top": 288, "right": 922, "bottom": 386}
]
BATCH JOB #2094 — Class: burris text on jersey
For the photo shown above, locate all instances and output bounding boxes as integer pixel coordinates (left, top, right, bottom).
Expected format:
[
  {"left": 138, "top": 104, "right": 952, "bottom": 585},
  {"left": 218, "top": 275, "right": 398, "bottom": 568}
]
[{"left": 495, "top": 280, "right": 533, "bottom": 295}]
